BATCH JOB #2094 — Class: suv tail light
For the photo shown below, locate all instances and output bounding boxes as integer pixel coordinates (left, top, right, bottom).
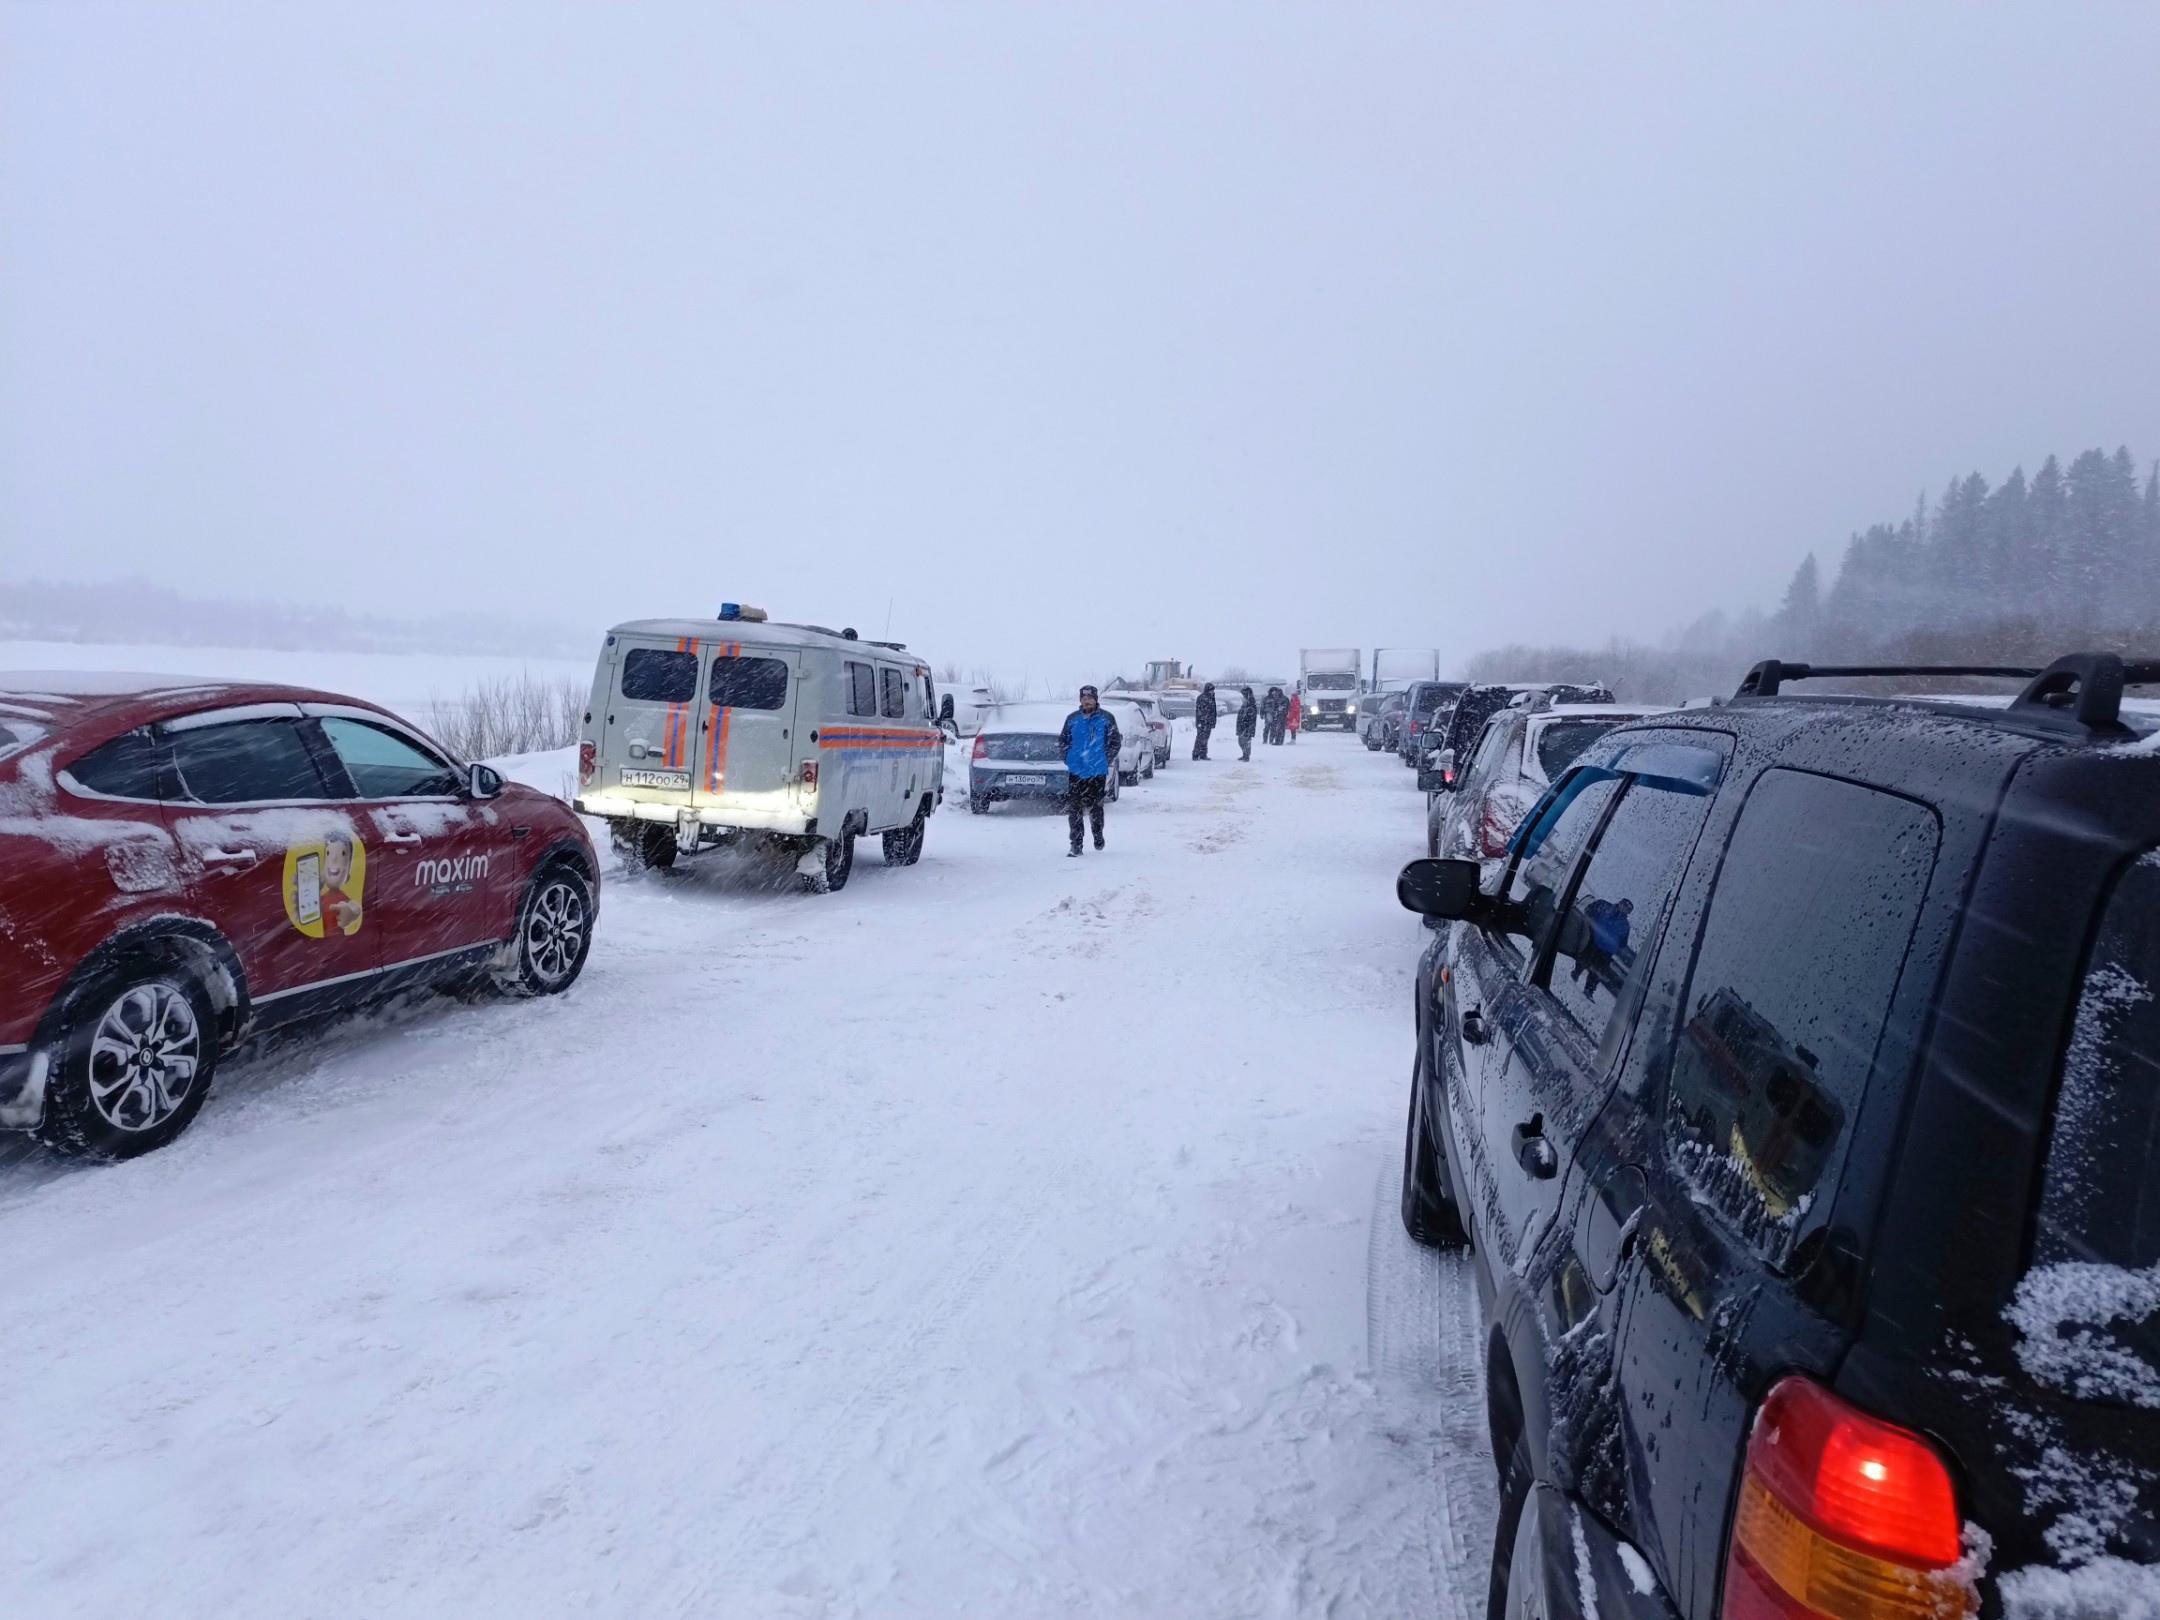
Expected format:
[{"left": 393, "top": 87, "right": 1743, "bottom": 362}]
[
  {"left": 1477, "top": 788, "right": 1530, "bottom": 857},
  {"left": 1408, "top": 717, "right": 1422, "bottom": 736},
  {"left": 577, "top": 741, "right": 596, "bottom": 786},
  {"left": 1723, "top": 1377, "right": 1971, "bottom": 1620},
  {"left": 972, "top": 735, "right": 988, "bottom": 760}
]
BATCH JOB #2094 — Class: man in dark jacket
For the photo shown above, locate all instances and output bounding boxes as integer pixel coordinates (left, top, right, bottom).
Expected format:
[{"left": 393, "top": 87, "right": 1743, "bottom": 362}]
[
  {"left": 1192, "top": 683, "right": 1217, "bottom": 760},
  {"left": 1263, "top": 685, "right": 1289, "bottom": 745},
  {"left": 1235, "top": 685, "right": 1259, "bottom": 760},
  {"left": 1058, "top": 686, "right": 1122, "bottom": 856}
]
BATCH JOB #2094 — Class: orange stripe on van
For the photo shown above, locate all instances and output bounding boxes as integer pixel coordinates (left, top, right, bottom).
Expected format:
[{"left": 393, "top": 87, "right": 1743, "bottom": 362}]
[{"left": 704, "top": 640, "right": 742, "bottom": 793}]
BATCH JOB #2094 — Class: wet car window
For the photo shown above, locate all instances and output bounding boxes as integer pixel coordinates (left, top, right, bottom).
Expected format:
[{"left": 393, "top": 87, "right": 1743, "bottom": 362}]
[
  {"left": 619, "top": 649, "right": 698, "bottom": 703},
  {"left": 68, "top": 729, "right": 169, "bottom": 799},
  {"left": 1663, "top": 770, "right": 1937, "bottom": 1268},
  {"left": 1504, "top": 773, "right": 1621, "bottom": 955},
  {"left": 709, "top": 656, "right": 789, "bottom": 712},
  {"left": 1535, "top": 718, "right": 1624, "bottom": 781},
  {"left": 1548, "top": 772, "right": 1714, "bottom": 1042},
  {"left": 880, "top": 668, "right": 908, "bottom": 719},
  {"left": 168, "top": 718, "right": 335, "bottom": 805},
  {"left": 320, "top": 718, "right": 461, "bottom": 799},
  {"left": 2034, "top": 852, "right": 2160, "bottom": 1274}
]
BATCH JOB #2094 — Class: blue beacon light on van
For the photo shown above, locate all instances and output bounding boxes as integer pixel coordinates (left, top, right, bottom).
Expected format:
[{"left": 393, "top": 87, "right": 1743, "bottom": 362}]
[{"left": 717, "top": 603, "right": 769, "bottom": 623}]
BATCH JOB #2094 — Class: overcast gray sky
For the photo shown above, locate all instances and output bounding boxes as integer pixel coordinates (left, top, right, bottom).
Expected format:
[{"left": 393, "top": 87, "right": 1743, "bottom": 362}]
[{"left": 4, "top": 2, "right": 2157, "bottom": 679}]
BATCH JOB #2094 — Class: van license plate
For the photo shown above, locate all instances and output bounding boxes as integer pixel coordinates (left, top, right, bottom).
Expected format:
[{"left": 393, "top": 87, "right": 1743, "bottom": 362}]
[
  {"left": 1007, "top": 773, "right": 1047, "bottom": 785},
  {"left": 621, "top": 769, "right": 690, "bottom": 790}
]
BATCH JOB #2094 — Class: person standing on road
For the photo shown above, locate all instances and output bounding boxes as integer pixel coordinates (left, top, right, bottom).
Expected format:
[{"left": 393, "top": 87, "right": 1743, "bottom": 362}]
[
  {"left": 1193, "top": 683, "right": 1217, "bottom": 761},
  {"left": 1059, "top": 685, "right": 1122, "bottom": 856},
  {"left": 1236, "top": 686, "right": 1259, "bottom": 761},
  {"left": 1264, "top": 686, "right": 1288, "bottom": 745},
  {"left": 1285, "top": 691, "right": 1302, "bottom": 742}
]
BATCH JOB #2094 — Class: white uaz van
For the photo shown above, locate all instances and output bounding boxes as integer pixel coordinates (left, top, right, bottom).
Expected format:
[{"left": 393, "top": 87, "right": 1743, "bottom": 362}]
[{"left": 573, "top": 607, "right": 949, "bottom": 893}]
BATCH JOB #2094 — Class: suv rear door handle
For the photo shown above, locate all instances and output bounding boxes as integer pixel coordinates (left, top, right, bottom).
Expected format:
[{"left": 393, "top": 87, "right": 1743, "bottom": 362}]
[
  {"left": 1461, "top": 1008, "right": 1489, "bottom": 1046},
  {"left": 1513, "top": 1116, "right": 1558, "bottom": 1180}
]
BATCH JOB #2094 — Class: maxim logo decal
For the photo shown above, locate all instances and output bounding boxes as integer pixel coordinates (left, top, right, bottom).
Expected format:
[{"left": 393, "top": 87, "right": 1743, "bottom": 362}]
[{"left": 416, "top": 854, "right": 491, "bottom": 888}]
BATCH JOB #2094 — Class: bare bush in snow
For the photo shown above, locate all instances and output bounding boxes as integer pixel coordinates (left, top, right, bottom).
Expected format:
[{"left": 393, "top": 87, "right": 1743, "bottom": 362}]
[{"left": 429, "top": 673, "right": 585, "bottom": 760}]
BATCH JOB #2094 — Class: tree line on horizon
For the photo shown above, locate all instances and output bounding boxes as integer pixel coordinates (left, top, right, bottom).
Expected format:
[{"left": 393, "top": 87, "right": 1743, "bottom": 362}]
[{"left": 1469, "top": 445, "right": 2160, "bottom": 702}]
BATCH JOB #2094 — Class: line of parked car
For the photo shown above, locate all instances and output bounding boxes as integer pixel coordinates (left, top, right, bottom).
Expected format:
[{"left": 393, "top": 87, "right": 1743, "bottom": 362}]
[{"left": 1386, "top": 650, "right": 2160, "bottom": 1620}]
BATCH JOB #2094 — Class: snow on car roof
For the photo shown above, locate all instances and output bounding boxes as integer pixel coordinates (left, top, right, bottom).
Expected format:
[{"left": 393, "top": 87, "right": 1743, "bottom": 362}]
[
  {"left": 608, "top": 618, "right": 926, "bottom": 663},
  {"left": 0, "top": 670, "right": 230, "bottom": 702},
  {"left": 978, "top": 703, "right": 1077, "bottom": 732}
]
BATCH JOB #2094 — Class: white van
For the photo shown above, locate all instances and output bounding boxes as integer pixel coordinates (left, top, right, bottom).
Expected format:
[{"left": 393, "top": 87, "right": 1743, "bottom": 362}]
[{"left": 573, "top": 608, "right": 949, "bottom": 893}]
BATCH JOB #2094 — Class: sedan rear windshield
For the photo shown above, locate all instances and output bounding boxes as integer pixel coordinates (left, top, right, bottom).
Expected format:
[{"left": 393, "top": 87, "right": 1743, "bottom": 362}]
[
  {"left": 980, "top": 734, "right": 1065, "bottom": 762},
  {"left": 1535, "top": 717, "right": 1626, "bottom": 780}
]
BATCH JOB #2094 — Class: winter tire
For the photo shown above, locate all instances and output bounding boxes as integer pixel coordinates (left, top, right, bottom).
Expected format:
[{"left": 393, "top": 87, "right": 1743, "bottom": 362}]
[
  {"left": 969, "top": 794, "right": 990, "bottom": 815},
  {"left": 491, "top": 864, "right": 594, "bottom": 998},
  {"left": 616, "top": 821, "right": 677, "bottom": 872},
  {"left": 1142, "top": 755, "right": 1155, "bottom": 780},
  {"left": 800, "top": 831, "right": 855, "bottom": 894},
  {"left": 39, "top": 961, "right": 218, "bottom": 1159},
  {"left": 1488, "top": 1438, "right": 1536, "bottom": 1620},
  {"left": 1402, "top": 1050, "right": 1468, "bottom": 1248},
  {"left": 882, "top": 812, "right": 927, "bottom": 866}
]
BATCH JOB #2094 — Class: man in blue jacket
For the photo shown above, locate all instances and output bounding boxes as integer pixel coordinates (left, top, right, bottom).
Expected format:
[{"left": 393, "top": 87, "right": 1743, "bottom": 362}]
[{"left": 1059, "top": 686, "right": 1123, "bottom": 856}]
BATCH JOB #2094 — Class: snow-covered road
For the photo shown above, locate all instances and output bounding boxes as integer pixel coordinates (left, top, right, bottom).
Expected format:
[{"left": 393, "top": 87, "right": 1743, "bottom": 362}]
[{"left": 1, "top": 733, "right": 1493, "bottom": 1618}]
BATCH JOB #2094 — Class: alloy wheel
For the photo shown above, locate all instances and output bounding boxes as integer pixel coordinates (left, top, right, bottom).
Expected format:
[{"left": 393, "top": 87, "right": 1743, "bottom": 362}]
[
  {"left": 525, "top": 877, "right": 588, "bottom": 986},
  {"left": 87, "top": 982, "right": 202, "bottom": 1133}
]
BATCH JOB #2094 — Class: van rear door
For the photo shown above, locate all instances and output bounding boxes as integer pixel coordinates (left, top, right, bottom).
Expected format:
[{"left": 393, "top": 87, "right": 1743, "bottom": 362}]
[
  {"left": 607, "top": 636, "right": 707, "bottom": 802},
  {"left": 696, "top": 642, "right": 801, "bottom": 809}
]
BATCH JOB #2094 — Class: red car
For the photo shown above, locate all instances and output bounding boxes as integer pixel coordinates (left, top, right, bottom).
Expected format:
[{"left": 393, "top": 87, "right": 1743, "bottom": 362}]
[{"left": 0, "top": 673, "right": 600, "bottom": 1159}]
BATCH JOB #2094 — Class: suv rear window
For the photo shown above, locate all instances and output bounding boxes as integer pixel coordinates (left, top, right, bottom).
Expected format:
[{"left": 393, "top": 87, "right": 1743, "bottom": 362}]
[
  {"left": 1662, "top": 770, "right": 1938, "bottom": 1268},
  {"left": 1535, "top": 717, "right": 1624, "bottom": 781},
  {"left": 709, "top": 656, "right": 789, "bottom": 712},
  {"left": 2034, "top": 852, "right": 2160, "bottom": 1273},
  {"left": 621, "top": 649, "right": 699, "bottom": 703}
]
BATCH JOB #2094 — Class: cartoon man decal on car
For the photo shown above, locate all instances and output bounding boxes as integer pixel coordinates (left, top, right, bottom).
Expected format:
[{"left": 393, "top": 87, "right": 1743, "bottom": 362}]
[{"left": 284, "top": 828, "right": 366, "bottom": 938}]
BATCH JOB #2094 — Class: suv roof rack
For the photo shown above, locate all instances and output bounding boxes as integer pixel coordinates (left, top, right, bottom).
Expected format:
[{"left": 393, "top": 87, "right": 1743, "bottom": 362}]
[
  {"left": 1735, "top": 660, "right": 2040, "bottom": 699},
  {"left": 1736, "top": 653, "right": 2160, "bottom": 735}
]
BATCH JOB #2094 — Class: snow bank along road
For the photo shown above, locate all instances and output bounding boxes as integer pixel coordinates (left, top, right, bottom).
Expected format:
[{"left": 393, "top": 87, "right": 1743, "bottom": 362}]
[{"left": 1, "top": 734, "right": 1494, "bottom": 1618}]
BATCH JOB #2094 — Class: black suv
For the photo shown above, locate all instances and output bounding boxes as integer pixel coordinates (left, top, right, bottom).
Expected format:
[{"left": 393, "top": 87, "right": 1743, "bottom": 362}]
[
  {"left": 1394, "top": 655, "right": 2160, "bottom": 1620},
  {"left": 1397, "top": 680, "right": 1469, "bottom": 768}
]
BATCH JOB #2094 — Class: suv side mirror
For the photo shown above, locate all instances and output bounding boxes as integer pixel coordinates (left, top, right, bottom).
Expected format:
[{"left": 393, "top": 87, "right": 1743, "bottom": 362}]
[
  {"left": 939, "top": 693, "right": 955, "bottom": 723},
  {"left": 1397, "top": 857, "right": 1483, "bottom": 920},
  {"left": 1418, "top": 766, "right": 1446, "bottom": 793},
  {"left": 466, "top": 762, "right": 505, "bottom": 799}
]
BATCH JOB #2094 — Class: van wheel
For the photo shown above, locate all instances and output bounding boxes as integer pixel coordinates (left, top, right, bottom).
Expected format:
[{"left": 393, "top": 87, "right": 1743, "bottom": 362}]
[
  {"left": 491, "top": 864, "right": 594, "bottom": 997},
  {"left": 39, "top": 960, "right": 219, "bottom": 1159},
  {"left": 615, "top": 821, "right": 677, "bottom": 872},
  {"left": 882, "top": 812, "right": 927, "bottom": 866},
  {"left": 1403, "top": 1051, "right": 1468, "bottom": 1248},
  {"left": 800, "top": 832, "right": 855, "bottom": 894}
]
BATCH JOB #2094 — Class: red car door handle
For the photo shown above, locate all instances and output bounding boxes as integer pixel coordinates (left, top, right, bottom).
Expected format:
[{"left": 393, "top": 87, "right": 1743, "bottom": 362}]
[
  {"left": 383, "top": 830, "right": 423, "bottom": 845},
  {"left": 201, "top": 846, "right": 259, "bottom": 867}
]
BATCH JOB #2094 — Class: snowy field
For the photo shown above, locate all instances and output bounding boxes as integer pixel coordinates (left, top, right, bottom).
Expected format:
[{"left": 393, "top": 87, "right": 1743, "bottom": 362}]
[
  {"left": 0, "top": 730, "right": 1495, "bottom": 1618},
  {"left": 0, "top": 638, "right": 595, "bottom": 735}
]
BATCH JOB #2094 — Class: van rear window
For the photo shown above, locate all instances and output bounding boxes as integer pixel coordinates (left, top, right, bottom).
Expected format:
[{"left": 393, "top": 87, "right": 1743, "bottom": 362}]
[
  {"left": 621, "top": 649, "right": 699, "bottom": 703},
  {"left": 710, "top": 656, "right": 789, "bottom": 712}
]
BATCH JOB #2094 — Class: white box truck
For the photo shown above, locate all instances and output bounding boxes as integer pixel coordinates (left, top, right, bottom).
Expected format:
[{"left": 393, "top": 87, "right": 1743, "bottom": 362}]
[{"left": 1297, "top": 649, "right": 1362, "bottom": 730}]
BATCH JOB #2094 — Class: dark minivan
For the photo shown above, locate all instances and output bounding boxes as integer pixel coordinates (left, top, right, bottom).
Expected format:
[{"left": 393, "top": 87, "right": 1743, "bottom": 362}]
[{"left": 1395, "top": 654, "right": 2160, "bottom": 1619}]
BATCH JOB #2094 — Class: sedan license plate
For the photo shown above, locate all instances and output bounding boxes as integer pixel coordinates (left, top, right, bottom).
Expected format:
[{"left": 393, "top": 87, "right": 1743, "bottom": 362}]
[
  {"left": 1007, "top": 773, "right": 1049, "bottom": 785},
  {"left": 620, "top": 768, "right": 690, "bottom": 790}
]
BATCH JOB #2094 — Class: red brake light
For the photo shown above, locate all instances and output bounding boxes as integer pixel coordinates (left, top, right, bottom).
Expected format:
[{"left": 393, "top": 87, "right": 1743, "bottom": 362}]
[
  {"left": 577, "top": 741, "right": 596, "bottom": 786},
  {"left": 972, "top": 735, "right": 988, "bottom": 760},
  {"left": 1722, "top": 1377, "right": 1970, "bottom": 1620},
  {"left": 799, "top": 759, "right": 819, "bottom": 791},
  {"left": 1408, "top": 718, "right": 1421, "bottom": 735}
]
